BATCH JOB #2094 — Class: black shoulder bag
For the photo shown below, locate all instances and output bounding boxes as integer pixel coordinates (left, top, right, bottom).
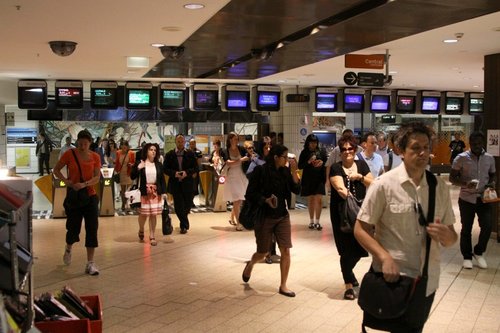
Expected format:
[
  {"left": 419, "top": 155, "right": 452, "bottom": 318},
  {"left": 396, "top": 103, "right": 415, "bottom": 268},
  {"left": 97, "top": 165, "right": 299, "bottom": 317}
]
[
  {"left": 63, "top": 149, "right": 92, "bottom": 211},
  {"left": 358, "top": 171, "right": 437, "bottom": 332}
]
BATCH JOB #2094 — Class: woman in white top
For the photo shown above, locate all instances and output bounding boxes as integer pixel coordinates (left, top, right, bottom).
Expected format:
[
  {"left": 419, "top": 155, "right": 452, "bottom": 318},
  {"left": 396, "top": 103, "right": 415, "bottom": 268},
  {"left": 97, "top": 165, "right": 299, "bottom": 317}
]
[
  {"left": 224, "top": 132, "right": 250, "bottom": 231},
  {"left": 131, "top": 143, "right": 167, "bottom": 246}
]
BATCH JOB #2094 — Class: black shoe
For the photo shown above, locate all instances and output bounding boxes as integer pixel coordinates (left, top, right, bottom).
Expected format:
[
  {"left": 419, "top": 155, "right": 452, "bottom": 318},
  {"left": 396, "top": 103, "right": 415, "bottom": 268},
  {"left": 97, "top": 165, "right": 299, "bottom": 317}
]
[
  {"left": 343, "top": 288, "right": 355, "bottom": 300},
  {"left": 314, "top": 223, "right": 323, "bottom": 231},
  {"left": 265, "top": 256, "right": 273, "bottom": 264},
  {"left": 278, "top": 288, "right": 296, "bottom": 297},
  {"left": 180, "top": 229, "right": 188, "bottom": 234},
  {"left": 352, "top": 279, "right": 359, "bottom": 287},
  {"left": 242, "top": 261, "right": 251, "bottom": 283}
]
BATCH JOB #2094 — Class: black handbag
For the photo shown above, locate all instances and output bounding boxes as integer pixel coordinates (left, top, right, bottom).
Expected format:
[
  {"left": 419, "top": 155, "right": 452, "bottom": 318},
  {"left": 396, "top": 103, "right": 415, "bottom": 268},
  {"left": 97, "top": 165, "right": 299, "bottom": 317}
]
[
  {"left": 162, "top": 200, "right": 173, "bottom": 235},
  {"left": 340, "top": 176, "right": 362, "bottom": 233},
  {"left": 63, "top": 150, "right": 91, "bottom": 210},
  {"left": 239, "top": 200, "right": 263, "bottom": 230},
  {"left": 358, "top": 171, "right": 437, "bottom": 332}
]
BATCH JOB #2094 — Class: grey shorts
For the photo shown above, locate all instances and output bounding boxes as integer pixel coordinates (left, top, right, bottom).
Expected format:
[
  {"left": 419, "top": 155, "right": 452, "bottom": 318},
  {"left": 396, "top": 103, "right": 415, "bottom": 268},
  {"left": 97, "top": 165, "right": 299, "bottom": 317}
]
[{"left": 254, "top": 214, "right": 292, "bottom": 253}]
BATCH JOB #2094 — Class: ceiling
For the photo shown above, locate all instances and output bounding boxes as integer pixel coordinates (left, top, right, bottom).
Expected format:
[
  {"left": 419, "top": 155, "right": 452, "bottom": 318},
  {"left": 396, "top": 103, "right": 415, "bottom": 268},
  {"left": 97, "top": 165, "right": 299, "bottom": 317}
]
[{"left": 1, "top": 0, "right": 500, "bottom": 106}]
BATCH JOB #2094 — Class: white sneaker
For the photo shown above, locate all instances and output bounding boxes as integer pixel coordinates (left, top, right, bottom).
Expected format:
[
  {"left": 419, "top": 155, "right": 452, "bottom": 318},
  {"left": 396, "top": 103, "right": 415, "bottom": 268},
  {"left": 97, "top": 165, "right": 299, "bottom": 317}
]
[
  {"left": 463, "top": 259, "right": 473, "bottom": 269},
  {"left": 63, "top": 248, "right": 72, "bottom": 265},
  {"left": 85, "top": 262, "right": 100, "bottom": 276},
  {"left": 473, "top": 254, "right": 488, "bottom": 269}
]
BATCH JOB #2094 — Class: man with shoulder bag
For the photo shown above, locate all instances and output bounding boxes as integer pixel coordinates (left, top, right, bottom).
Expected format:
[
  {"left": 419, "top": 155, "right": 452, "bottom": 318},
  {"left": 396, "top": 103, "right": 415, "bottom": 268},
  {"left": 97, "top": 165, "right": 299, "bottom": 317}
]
[{"left": 354, "top": 122, "right": 457, "bottom": 333}]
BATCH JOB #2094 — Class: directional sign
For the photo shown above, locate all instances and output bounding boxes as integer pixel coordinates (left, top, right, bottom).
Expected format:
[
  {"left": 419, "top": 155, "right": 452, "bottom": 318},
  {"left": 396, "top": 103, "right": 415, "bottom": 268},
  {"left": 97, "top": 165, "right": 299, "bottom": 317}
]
[
  {"left": 344, "top": 72, "right": 358, "bottom": 86},
  {"left": 357, "top": 72, "right": 385, "bottom": 87}
]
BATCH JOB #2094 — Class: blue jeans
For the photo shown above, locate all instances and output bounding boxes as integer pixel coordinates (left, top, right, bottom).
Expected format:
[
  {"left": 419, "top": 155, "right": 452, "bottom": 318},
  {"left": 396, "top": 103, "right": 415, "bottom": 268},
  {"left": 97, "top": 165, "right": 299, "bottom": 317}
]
[{"left": 458, "top": 198, "right": 492, "bottom": 259}]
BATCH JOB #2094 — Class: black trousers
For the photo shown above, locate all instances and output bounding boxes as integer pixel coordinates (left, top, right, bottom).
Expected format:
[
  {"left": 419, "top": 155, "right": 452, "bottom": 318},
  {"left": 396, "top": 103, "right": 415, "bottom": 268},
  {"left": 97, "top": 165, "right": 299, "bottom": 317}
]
[
  {"left": 172, "top": 188, "right": 194, "bottom": 230},
  {"left": 38, "top": 153, "right": 50, "bottom": 175},
  {"left": 65, "top": 196, "right": 99, "bottom": 248},
  {"left": 458, "top": 197, "right": 492, "bottom": 259}
]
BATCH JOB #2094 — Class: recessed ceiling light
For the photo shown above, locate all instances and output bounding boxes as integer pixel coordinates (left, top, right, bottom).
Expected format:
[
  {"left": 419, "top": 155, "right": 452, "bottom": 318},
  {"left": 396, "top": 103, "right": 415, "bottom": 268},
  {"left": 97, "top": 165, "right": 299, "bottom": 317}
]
[
  {"left": 161, "top": 26, "right": 182, "bottom": 32},
  {"left": 151, "top": 43, "right": 165, "bottom": 48},
  {"left": 473, "top": 85, "right": 480, "bottom": 88},
  {"left": 184, "top": 3, "right": 205, "bottom": 10},
  {"left": 127, "top": 56, "right": 149, "bottom": 68},
  {"left": 389, "top": 71, "right": 398, "bottom": 75},
  {"left": 443, "top": 39, "right": 458, "bottom": 43}
]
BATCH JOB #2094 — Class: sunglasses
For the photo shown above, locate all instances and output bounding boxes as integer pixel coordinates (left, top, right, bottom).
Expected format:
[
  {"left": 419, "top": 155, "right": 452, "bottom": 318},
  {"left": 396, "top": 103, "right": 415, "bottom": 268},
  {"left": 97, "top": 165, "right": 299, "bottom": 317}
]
[
  {"left": 340, "top": 147, "right": 355, "bottom": 152},
  {"left": 415, "top": 203, "right": 428, "bottom": 227}
]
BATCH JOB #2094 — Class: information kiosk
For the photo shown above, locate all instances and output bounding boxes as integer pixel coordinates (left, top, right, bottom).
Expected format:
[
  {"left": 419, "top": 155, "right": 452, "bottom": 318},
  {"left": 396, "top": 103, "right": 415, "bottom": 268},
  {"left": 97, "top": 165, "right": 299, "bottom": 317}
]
[{"left": 99, "top": 168, "right": 115, "bottom": 216}]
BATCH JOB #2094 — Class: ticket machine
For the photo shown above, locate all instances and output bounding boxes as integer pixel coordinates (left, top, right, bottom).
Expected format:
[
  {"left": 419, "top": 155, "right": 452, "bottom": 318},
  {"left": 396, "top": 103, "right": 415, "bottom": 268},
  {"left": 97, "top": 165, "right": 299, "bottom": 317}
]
[
  {"left": 99, "top": 167, "right": 115, "bottom": 216},
  {"left": 52, "top": 175, "right": 67, "bottom": 218}
]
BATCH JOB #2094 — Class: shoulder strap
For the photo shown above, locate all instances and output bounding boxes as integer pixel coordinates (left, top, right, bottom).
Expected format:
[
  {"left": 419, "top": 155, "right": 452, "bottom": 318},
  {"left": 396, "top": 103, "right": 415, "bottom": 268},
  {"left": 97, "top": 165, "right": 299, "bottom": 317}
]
[
  {"left": 422, "top": 170, "right": 437, "bottom": 278},
  {"left": 388, "top": 150, "right": 393, "bottom": 170},
  {"left": 356, "top": 152, "right": 364, "bottom": 161},
  {"left": 70, "top": 149, "right": 85, "bottom": 182}
]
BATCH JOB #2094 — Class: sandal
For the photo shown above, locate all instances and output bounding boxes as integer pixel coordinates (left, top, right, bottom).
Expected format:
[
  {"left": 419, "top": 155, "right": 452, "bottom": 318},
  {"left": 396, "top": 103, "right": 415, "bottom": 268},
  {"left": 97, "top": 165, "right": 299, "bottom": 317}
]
[
  {"left": 229, "top": 219, "right": 236, "bottom": 226},
  {"left": 138, "top": 231, "right": 144, "bottom": 241},
  {"left": 343, "top": 288, "right": 356, "bottom": 300},
  {"left": 150, "top": 237, "right": 157, "bottom": 246}
]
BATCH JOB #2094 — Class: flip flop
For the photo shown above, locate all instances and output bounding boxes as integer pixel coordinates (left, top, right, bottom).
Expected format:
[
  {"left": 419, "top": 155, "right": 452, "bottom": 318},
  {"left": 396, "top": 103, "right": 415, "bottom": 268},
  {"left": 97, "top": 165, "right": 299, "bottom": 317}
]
[{"left": 229, "top": 220, "right": 236, "bottom": 226}]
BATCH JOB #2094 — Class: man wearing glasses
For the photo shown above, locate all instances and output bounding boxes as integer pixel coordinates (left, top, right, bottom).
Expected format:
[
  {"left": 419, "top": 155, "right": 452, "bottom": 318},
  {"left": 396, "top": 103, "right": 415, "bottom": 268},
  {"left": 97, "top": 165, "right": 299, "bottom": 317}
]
[{"left": 354, "top": 122, "right": 457, "bottom": 332}]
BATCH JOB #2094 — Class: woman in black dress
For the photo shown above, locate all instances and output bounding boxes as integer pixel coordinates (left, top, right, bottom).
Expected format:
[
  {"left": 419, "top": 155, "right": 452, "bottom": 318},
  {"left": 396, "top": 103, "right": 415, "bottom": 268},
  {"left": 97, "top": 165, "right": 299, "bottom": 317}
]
[
  {"left": 298, "top": 134, "right": 328, "bottom": 230},
  {"left": 330, "top": 135, "right": 373, "bottom": 300}
]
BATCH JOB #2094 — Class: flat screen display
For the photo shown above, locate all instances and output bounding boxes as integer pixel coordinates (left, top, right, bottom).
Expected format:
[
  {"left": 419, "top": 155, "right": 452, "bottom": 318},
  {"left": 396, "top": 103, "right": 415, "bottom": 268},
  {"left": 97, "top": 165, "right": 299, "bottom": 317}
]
[
  {"left": 396, "top": 95, "right": 416, "bottom": 113},
  {"left": 160, "top": 89, "right": 185, "bottom": 110},
  {"left": 127, "top": 89, "right": 152, "bottom": 108},
  {"left": 91, "top": 87, "right": 117, "bottom": 109},
  {"left": 257, "top": 91, "right": 280, "bottom": 111},
  {"left": 445, "top": 97, "right": 463, "bottom": 114},
  {"left": 370, "top": 95, "right": 390, "bottom": 112},
  {"left": 469, "top": 98, "right": 484, "bottom": 114},
  {"left": 27, "top": 101, "right": 62, "bottom": 120},
  {"left": 315, "top": 93, "right": 337, "bottom": 112},
  {"left": 193, "top": 90, "right": 218, "bottom": 110},
  {"left": 421, "top": 96, "right": 440, "bottom": 114},
  {"left": 226, "top": 91, "right": 250, "bottom": 110},
  {"left": 55, "top": 87, "right": 83, "bottom": 109},
  {"left": 18, "top": 86, "right": 47, "bottom": 109},
  {"left": 343, "top": 94, "right": 364, "bottom": 112}
]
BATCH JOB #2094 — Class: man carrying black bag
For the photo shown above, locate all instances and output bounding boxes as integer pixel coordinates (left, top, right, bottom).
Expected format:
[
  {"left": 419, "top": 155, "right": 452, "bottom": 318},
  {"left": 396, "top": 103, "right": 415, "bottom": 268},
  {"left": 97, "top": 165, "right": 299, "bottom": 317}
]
[{"left": 354, "top": 122, "right": 457, "bottom": 333}]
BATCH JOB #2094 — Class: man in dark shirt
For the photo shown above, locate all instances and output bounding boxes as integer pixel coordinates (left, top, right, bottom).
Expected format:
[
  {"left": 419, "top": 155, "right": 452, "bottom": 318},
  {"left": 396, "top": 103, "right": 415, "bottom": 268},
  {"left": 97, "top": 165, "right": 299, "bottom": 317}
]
[
  {"left": 188, "top": 138, "right": 203, "bottom": 207},
  {"left": 163, "top": 134, "right": 198, "bottom": 234},
  {"left": 449, "top": 132, "right": 466, "bottom": 164},
  {"left": 36, "top": 132, "right": 53, "bottom": 176}
]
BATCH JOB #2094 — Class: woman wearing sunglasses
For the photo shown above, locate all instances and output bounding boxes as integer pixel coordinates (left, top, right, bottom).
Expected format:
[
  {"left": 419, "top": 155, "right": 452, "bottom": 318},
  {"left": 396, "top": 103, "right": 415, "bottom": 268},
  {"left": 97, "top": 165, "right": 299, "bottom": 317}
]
[{"left": 329, "top": 134, "right": 373, "bottom": 300}]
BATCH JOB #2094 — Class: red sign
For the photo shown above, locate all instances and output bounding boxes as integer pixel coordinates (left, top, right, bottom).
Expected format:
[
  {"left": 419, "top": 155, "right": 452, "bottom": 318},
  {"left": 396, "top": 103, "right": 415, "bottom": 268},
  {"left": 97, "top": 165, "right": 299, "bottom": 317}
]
[{"left": 345, "top": 54, "right": 385, "bottom": 69}]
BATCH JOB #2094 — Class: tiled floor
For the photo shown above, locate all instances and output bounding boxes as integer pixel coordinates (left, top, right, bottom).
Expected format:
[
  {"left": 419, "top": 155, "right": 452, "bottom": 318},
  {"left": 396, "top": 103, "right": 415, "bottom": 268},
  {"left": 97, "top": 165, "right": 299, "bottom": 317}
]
[{"left": 29, "top": 175, "right": 500, "bottom": 333}]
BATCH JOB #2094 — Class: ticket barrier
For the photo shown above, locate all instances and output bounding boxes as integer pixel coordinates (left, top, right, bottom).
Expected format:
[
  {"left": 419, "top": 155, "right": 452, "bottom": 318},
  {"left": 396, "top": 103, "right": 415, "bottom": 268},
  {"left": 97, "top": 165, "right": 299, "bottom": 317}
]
[
  {"left": 202, "top": 164, "right": 226, "bottom": 212},
  {"left": 99, "top": 168, "right": 115, "bottom": 216},
  {"left": 199, "top": 170, "right": 212, "bottom": 207},
  {"left": 52, "top": 175, "right": 68, "bottom": 218}
]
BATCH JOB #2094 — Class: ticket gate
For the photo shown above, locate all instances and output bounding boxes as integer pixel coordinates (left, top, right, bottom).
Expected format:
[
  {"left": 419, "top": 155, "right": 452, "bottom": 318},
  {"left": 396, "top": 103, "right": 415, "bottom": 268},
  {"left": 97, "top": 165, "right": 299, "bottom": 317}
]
[
  {"left": 99, "top": 168, "right": 115, "bottom": 216},
  {"left": 202, "top": 164, "right": 226, "bottom": 212},
  {"left": 52, "top": 175, "right": 68, "bottom": 218},
  {"left": 198, "top": 170, "right": 212, "bottom": 207}
]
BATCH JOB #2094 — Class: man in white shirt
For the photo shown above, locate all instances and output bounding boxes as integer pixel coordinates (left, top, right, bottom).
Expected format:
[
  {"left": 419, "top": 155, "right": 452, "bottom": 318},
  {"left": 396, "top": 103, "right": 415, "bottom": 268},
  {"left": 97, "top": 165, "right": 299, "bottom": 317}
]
[
  {"left": 355, "top": 121, "right": 457, "bottom": 332},
  {"left": 358, "top": 132, "right": 384, "bottom": 178},
  {"left": 375, "top": 131, "right": 389, "bottom": 160},
  {"left": 59, "top": 136, "right": 74, "bottom": 159}
]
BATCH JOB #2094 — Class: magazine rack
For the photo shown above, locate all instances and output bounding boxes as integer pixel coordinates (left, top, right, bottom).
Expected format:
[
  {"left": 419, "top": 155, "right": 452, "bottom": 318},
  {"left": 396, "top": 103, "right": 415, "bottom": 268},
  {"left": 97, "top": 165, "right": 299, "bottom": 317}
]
[{"left": 0, "top": 178, "right": 34, "bottom": 332}]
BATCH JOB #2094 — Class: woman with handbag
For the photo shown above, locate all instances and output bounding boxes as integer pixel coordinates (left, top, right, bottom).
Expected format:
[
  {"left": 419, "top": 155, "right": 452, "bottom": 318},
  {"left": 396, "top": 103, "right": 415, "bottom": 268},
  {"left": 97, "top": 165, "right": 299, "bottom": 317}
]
[
  {"left": 130, "top": 143, "right": 167, "bottom": 246},
  {"left": 53, "top": 130, "right": 102, "bottom": 276},
  {"left": 330, "top": 134, "right": 373, "bottom": 300},
  {"left": 115, "top": 140, "right": 135, "bottom": 211},
  {"left": 241, "top": 144, "right": 301, "bottom": 297}
]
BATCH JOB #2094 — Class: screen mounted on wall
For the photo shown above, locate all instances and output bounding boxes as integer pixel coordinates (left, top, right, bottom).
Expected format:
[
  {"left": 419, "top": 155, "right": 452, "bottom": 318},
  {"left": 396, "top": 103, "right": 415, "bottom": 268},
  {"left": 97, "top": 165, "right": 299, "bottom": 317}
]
[
  {"left": 370, "top": 95, "right": 390, "bottom": 113},
  {"left": 343, "top": 94, "right": 364, "bottom": 112},
  {"left": 469, "top": 96, "right": 484, "bottom": 114},
  {"left": 315, "top": 93, "right": 337, "bottom": 112},
  {"left": 90, "top": 81, "right": 118, "bottom": 109},
  {"left": 55, "top": 81, "right": 83, "bottom": 109},
  {"left": 445, "top": 97, "right": 464, "bottom": 114},
  {"left": 18, "top": 80, "right": 47, "bottom": 109},
  {"left": 396, "top": 95, "right": 416, "bottom": 113},
  {"left": 421, "top": 96, "right": 440, "bottom": 114}
]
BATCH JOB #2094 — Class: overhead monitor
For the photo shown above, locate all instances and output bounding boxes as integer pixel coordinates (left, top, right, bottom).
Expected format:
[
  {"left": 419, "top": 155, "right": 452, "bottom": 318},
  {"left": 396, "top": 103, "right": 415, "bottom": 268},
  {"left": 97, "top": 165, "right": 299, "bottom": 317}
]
[
  {"left": 158, "top": 83, "right": 186, "bottom": 111},
  {"left": 315, "top": 87, "right": 338, "bottom": 112},
  {"left": 27, "top": 100, "right": 62, "bottom": 120},
  {"left": 343, "top": 94, "right": 364, "bottom": 112},
  {"left": 421, "top": 96, "right": 440, "bottom": 114},
  {"left": 469, "top": 93, "right": 484, "bottom": 114},
  {"left": 395, "top": 91, "right": 417, "bottom": 113},
  {"left": 90, "top": 81, "right": 118, "bottom": 109},
  {"left": 189, "top": 84, "right": 219, "bottom": 111},
  {"left": 445, "top": 92, "right": 464, "bottom": 114},
  {"left": 221, "top": 85, "right": 250, "bottom": 111},
  {"left": 18, "top": 80, "right": 47, "bottom": 109},
  {"left": 251, "top": 85, "right": 281, "bottom": 112},
  {"left": 55, "top": 80, "right": 83, "bottom": 109},
  {"left": 125, "top": 82, "right": 153, "bottom": 109},
  {"left": 370, "top": 90, "right": 391, "bottom": 113}
]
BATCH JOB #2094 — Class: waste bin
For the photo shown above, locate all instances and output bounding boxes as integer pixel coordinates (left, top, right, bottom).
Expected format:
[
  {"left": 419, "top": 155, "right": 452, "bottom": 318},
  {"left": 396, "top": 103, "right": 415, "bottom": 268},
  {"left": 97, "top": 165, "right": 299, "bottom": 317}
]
[{"left": 99, "top": 168, "right": 115, "bottom": 216}]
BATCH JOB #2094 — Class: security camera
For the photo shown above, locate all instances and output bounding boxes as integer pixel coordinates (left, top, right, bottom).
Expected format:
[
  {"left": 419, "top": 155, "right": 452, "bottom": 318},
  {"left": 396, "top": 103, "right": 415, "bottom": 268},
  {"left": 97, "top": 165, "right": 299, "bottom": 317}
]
[
  {"left": 159, "top": 46, "right": 185, "bottom": 60},
  {"left": 49, "top": 41, "right": 77, "bottom": 57}
]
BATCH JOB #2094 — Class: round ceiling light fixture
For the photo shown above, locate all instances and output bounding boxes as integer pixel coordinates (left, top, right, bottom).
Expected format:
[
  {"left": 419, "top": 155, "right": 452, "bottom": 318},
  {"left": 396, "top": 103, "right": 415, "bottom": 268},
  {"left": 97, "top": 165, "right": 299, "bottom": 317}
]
[
  {"left": 183, "top": 3, "right": 205, "bottom": 10},
  {"left": 49, "top": 40, "right": 77, "bottom": 56}
]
